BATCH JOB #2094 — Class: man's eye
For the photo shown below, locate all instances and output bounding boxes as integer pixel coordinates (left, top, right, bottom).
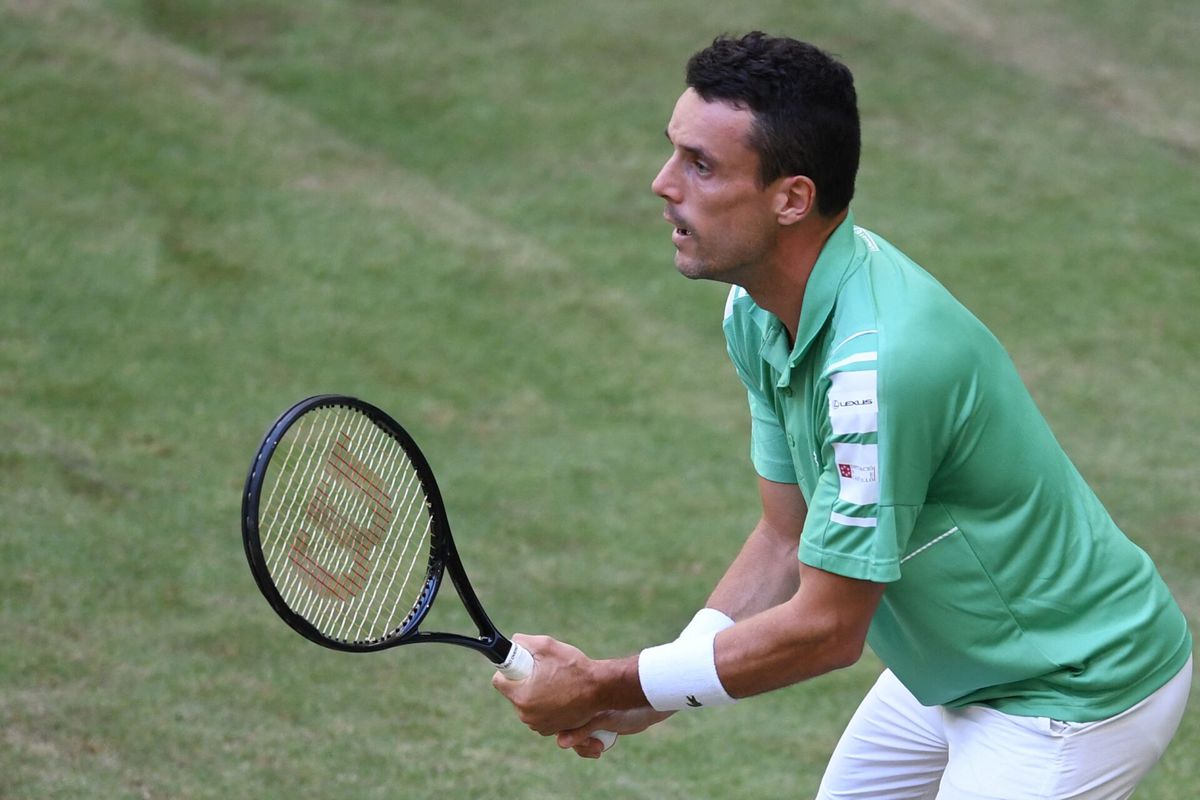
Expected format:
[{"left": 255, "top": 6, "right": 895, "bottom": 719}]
[{"left": 693, "top": 160, "right": 711, "bottom": 175}]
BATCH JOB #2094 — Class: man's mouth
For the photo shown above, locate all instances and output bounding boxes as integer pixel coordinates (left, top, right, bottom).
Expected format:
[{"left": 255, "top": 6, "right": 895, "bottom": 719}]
[
  {"left": 664, "top": 211, "right": 692, "bottom": 238},
  {"left": 671, "top": 225, "right": 693, "bottom": 247}
]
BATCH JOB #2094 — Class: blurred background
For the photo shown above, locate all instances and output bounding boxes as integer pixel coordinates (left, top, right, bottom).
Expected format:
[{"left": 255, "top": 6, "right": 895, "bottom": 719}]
[{"left": 2, "top": 1, "right": 1197, "bottom": 797}]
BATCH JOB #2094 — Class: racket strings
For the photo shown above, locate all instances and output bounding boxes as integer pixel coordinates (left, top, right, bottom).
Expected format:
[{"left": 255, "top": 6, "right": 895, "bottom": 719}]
[
  {"left": 289, "top": 414, "right": 383, "bottom": 629},
  {"left": 258, "top": 405, "right": 435, "bottom": 644},
  {"left": 298, "top": 415, "right": 393, "bottom": 628},
  {"left": 363, "top": 464, "right": 429, "bottom": 636}
]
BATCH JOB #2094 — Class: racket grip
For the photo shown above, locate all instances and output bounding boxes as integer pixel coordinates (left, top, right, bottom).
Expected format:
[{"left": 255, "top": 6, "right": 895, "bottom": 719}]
[
  {"left": 498, "top": 641, "right": 619, "bottom": 752},
  {"left": 497, "top": 640, "right": 536, "bottom": 681}
]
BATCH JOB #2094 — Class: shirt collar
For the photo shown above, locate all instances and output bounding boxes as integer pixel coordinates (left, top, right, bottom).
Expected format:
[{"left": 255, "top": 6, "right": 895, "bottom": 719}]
[{"left": 759, "top": 211, "right": 859, "bottom": 387}]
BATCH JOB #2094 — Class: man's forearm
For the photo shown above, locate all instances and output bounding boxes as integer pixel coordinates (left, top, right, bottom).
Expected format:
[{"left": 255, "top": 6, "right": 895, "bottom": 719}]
[
  {"left": 713, "top": 570, "right": 884, "bottom": 698},
  {"left": 583, "top": 515, "right": 806, "bottom": 714},
  {"left": 589, "top": 567, "right": 884, "bottom": 713},
  {"left": 706, "top": 514, "right": 803, "bottom": 619}
]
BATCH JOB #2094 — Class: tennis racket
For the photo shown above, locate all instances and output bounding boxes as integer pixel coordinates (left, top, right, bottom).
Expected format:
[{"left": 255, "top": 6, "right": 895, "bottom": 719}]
[{"left": 241, "top": 394, "right": 616, "bottom": 749}]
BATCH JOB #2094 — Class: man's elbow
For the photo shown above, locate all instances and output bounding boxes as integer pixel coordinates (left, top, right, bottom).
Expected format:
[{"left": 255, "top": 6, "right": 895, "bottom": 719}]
[
  {"left": 781, "top": 617, "right": 868, "bottom": 674},
  {"left": 826, "top": 634, "right": 867, "bottom": 671},
  {"left": 807, "top": 611, "right": 869, "bottom": 672}
]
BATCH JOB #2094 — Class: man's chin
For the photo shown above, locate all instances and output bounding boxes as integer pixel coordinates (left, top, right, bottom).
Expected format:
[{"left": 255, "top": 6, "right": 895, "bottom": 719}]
[
  {"left": 674, "top": 253, "right": 705, "bottom": 280},
  {"left": 675, "top": 254, "right": 722, "bottom": 283}
]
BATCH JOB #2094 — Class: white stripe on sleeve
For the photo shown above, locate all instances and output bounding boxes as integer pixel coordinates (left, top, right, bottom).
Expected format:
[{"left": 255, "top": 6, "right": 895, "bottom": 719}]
[{"left": 831, "top": 511, "right": 878, "bottom": 528}]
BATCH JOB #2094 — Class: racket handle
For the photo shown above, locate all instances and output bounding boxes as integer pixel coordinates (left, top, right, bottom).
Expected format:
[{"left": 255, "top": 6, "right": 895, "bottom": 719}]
[
  {"left": 498, "top": 641, "right": 619, "bottom": 751},
  {"left": 497, "top": 640, "right": 536, "bottom": 681}
]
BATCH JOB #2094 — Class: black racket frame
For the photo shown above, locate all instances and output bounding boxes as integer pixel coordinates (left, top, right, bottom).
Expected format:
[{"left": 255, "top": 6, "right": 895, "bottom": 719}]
[{"left": 241, "top": 394, "right": 515, "bottom": 664}]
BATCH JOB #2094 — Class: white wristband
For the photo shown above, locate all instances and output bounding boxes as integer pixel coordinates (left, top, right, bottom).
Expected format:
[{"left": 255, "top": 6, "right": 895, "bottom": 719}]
[
  {"left": 677, "top": 608, "right": 735, "bottom": 641},
  {"left": 638, "top": 630, "right": 736, "bottom": 711}
]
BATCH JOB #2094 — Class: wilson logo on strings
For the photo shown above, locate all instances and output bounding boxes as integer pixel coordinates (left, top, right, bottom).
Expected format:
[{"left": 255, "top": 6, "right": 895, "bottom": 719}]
[{"left": 288, "top": 432, "right": 392, "bottom": 601}]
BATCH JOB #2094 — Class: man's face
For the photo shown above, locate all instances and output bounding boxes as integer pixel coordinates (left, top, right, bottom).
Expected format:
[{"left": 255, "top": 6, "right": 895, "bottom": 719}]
[{"left": 651, "top": 88, "right": 780, "bottom": 284}]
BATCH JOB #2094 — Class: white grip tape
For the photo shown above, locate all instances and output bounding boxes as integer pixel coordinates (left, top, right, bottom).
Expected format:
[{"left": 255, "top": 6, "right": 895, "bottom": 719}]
[
  {"left": 499, "top": 642, "right": 618, "bottom": 751},
  {"left": 497, "top": 640, "right": 536, "bottom": 680}
]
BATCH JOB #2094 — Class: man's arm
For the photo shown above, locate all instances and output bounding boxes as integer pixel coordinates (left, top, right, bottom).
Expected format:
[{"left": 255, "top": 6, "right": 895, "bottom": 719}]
[
  {"left": 493, "top": 477, "right": 886, "bottom": 734},
  {"left": 711, "top": 562, "right": 884, "bottom": 698},
  {"left": 704, "top": 477, "right": 810, "bottom": 619},
  {"left": 541, "top": 477, "right": 812, "bottom": 755}
]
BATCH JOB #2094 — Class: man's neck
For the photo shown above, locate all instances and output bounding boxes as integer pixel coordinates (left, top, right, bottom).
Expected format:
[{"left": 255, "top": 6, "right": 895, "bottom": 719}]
[{"left": 743, "top": 210, "right": 846, "bottom": 346}]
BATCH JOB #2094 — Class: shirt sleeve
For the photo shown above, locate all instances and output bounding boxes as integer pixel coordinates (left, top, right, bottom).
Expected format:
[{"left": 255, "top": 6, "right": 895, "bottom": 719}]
[
  {"left": 798, "top": 342, "right": 921, "bottom": 583},
  {"left": 723, "top": 287, "right": 797, "bottom": 484},
  {"left": 747, "top": 388, "right": 797, "bottom": 484}
]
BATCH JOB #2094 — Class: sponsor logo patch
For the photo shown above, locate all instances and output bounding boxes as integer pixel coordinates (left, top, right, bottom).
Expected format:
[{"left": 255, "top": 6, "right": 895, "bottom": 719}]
[
  {"left": 828, "top": 370, "right": 878, "bottom": 434},
  {"left": 838, "top": 463, "right": 877, "bottom": 482},
  {"left": 832, "top": 442, "right": 880, "bottom": 505}
]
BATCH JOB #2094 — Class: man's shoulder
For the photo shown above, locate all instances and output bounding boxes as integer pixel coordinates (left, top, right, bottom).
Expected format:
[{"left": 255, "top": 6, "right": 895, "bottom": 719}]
[{"left": 829, "top": 229, "right": 1006, "bottom": 392}]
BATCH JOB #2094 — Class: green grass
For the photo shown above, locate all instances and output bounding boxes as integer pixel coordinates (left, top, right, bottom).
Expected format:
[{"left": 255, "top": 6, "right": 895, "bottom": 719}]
[{"left": 2, "top": 0, "right": 1197, "bottom": 797}]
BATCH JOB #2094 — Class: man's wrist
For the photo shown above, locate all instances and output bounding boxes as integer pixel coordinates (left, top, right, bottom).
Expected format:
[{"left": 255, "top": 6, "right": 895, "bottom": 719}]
[
  {"left": 582, "top": 609, "right": 737, "bottom": 714},
  {"left": 589, "top": 654, "right": 650, "bottom": 711},
  {"left": 638, "top": 630, "right": 737, "bottom": 711}
]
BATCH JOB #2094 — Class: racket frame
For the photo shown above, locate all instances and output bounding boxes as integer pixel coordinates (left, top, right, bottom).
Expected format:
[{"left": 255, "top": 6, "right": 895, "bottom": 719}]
[{"left": 241, "top": 394, "right": 515, "bottom": 664}]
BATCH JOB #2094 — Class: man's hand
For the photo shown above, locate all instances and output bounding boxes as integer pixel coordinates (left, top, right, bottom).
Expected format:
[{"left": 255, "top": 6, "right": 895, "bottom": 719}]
[
  {"left": 557, "top": 708, "right": 675, "bottom": 759},
  {"left": 491, "top": 634, "right": 609, "bottom": 735}
]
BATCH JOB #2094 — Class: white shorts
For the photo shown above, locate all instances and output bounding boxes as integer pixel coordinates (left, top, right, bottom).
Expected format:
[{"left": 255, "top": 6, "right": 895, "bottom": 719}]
[{"left": 816, "top": 657, "right": 1192, "bottom": 800}]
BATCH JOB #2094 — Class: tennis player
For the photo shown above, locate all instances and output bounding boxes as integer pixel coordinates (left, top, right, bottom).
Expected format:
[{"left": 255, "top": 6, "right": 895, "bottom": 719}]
[{"left": 493, "top": 32, "right": 1193, "bottom": 798}]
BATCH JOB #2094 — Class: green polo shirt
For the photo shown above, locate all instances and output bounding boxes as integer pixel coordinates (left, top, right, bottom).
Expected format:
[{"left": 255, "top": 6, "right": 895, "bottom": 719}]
[{"left": 723, "top": 212, "right": 1192, "bottom": 721}]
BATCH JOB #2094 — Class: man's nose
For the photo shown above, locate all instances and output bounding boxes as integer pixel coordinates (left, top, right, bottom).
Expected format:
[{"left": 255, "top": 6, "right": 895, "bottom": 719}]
[{"left": 651, "top": 157, "right": 679, "bottom": 202}]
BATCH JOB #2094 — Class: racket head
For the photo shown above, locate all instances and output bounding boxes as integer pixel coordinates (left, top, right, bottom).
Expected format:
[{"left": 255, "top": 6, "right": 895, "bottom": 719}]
[{"left": 242, "top": 395, "right": 450, "bottom": 652}]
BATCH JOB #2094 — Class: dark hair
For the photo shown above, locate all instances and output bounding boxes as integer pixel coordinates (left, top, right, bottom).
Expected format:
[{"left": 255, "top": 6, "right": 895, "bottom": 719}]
[{"left": 686, "top": 32, "right": 860, "bottom": 216}]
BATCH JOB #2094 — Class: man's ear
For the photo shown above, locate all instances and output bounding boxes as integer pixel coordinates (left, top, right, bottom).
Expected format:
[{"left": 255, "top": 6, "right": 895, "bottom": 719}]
[{"left": 775, "top": 176, "right": 817, "bottom": 226}]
